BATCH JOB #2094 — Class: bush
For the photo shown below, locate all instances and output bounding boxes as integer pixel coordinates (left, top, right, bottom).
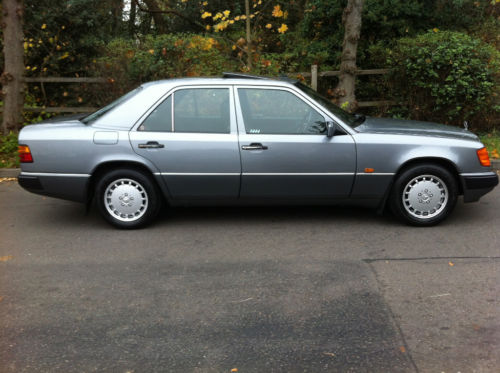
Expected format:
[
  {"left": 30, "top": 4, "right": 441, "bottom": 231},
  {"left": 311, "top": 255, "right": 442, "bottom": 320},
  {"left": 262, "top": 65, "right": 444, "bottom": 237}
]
[
  {"left": 0, "top": 132, "right": 19, "bottom": 168},
  {"left": 95, "top": 34, "right": 239, "bottom": 94},
  {"left": 387, "top": 31, "right": 500, "bottom": 129}
]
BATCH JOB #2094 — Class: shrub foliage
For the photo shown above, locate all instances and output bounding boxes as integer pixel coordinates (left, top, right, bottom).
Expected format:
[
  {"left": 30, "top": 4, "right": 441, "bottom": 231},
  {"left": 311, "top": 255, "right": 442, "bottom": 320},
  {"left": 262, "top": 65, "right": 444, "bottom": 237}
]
[{"left": 388, "top": 31, "right": 500, "bottom": 128}]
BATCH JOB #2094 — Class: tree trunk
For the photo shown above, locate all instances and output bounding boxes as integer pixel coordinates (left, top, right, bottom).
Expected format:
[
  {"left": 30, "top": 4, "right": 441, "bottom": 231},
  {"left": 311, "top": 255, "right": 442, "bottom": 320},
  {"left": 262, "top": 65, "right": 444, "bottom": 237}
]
[
  {"left": 129, "top": 0, "right": 136, "bottom": 37},
  {"left": 141, "top": 0, "right": 167, "bottom": 34},
  {"left": 111, "top": 0, "right": 123, "bottom": 36},
  {"left": 1, "top": 0, "right": 24, "bottom": 135},
  {"left": 336, "top": 0, "right": 363, "bottom": 112},
  {"left": 245, "top": 0, "right": 252, "bottom": 70}
]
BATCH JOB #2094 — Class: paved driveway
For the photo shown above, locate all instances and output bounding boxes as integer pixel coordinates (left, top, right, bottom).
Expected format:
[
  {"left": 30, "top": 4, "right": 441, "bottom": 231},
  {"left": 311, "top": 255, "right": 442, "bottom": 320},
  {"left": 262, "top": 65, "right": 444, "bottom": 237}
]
[{"left": 1, "top": 180, "right": 499, "bottom": 372}]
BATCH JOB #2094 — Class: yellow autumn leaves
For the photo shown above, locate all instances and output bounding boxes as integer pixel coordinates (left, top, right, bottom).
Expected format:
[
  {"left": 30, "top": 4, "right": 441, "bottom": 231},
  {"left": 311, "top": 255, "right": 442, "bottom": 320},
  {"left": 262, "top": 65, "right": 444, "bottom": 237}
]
[{"left": 200, "top": 3, "right": 288, "bottom": 34}]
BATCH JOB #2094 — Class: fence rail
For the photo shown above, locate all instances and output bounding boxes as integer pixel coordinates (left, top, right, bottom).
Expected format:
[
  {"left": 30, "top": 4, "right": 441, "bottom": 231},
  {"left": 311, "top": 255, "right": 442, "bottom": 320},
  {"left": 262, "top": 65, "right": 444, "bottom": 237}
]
[
  {"left": 23, "top": 77, "right": 108, "bottom": 83},
  {"left": 1, "top": 67, "right": 395, "bottom": 114}
]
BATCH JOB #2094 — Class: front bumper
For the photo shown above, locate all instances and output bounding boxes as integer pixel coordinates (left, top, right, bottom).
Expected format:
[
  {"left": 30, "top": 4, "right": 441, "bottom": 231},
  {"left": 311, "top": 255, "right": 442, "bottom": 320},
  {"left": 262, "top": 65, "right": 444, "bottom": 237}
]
[
  {"left": 460, "top": 172, "right": 499, "bottom": 202},
  {"left": 18, "top": 172, "right": 90, "bottom": 203}
]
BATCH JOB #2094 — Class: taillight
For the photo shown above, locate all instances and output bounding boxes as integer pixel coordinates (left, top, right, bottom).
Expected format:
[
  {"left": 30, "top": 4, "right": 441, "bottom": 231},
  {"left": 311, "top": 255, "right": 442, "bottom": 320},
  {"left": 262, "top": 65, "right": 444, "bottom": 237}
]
[
  {"left": 476, "top": 147, "right": 491, "bottom": 167},
  {"left": 18, "top": 145, "right": 33, "bottom": 163}
]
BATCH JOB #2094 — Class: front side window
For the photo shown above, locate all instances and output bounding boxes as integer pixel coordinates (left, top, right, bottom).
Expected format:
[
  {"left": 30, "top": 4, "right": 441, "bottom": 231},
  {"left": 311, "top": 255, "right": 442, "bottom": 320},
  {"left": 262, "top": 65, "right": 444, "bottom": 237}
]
[
  {"left": 139, "top": 88, "right": 230, "bottom": 133},
  {"left": 238, "top": 88, "right": 325, "bottom": 135}
]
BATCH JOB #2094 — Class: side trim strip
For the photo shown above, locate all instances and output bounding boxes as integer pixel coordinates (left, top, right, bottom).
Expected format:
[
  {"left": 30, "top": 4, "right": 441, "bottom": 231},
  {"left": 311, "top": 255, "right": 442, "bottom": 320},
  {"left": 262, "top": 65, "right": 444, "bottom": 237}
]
[
  {"left": 155, "top": 172, "right": 355, "bottom": 176},
  {"left": 20, "top": 172, "right": 90, "bottom": 178},
  {"left": 357, "top": 172, "right": 395, "bottom": 176},
  {"left": 243, "top": 172, "right": 354, "bottom": 176},
  {"left": 156, "top": 172, "right": 240, "bottom": 176},
  {"left": 460, "top": 172, "right": 497, "bottom": 177}
]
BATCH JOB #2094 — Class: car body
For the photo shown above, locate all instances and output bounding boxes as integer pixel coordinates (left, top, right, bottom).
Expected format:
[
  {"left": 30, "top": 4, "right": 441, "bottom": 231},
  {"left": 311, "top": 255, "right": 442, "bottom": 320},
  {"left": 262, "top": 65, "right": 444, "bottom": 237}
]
[{"left": 18, "top": 73, "right": 498, "bottom": 228}]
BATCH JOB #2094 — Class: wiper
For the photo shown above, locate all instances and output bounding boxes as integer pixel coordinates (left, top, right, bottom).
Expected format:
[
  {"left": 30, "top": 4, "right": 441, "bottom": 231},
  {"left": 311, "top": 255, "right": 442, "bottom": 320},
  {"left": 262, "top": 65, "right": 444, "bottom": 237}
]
[{"left": 353, "top": 113, "right": 366, "bottom": 125}]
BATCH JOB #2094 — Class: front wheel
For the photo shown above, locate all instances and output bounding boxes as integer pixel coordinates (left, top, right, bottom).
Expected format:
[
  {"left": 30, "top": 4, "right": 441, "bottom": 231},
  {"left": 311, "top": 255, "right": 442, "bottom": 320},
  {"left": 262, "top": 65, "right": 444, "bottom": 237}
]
[
  {"left": 390, "top": 164, "right": 458, "bottom": 226},
  {"left": 96, "top": 169, "right": 162, "bottom": 229}
]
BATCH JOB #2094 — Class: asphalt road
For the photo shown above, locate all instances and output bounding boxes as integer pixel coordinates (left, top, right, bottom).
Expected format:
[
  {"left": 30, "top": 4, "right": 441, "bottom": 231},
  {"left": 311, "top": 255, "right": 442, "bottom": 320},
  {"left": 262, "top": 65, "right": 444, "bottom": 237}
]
[{"left": 1, "top": 179, "right": 499, "bottom": 372}]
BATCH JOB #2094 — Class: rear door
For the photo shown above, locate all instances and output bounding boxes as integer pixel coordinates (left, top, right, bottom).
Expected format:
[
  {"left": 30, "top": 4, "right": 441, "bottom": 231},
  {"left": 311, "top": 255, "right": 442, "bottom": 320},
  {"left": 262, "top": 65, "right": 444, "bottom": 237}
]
[
  {"left": 235, "top": 86, "right": 356, "bottom": 199},
  {"left": 129, "top": 85, "right": 241, "bottom": 199}
]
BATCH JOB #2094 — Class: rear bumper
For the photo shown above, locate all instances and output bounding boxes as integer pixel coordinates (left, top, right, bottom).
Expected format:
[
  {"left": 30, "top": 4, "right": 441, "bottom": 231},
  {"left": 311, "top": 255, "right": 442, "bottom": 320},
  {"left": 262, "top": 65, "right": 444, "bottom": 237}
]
[
  {"left": 18, "top": 172, "right": 90, "bottom": 203},
  {"left": 460, "top": 172, "right": 498, "bottom": 203}
]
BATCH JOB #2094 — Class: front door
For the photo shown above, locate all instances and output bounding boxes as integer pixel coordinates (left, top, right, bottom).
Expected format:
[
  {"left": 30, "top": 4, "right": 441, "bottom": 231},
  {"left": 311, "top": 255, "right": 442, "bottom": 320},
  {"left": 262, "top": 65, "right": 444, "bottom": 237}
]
[
  {"left": 235, "top": 86, "right": 356, "bottom": 199},
  {"left": 130, "top": 86, "right": 241, "bottom": 199}
]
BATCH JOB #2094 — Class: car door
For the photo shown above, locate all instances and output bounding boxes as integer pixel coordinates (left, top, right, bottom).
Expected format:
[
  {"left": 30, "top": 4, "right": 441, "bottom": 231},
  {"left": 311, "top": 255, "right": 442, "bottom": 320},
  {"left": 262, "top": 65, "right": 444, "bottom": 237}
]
[
  {"left": 235, "top": 86, "right": 356, "bottom": 199},
  {"left": 129, "top": 85, "right": 241, "bottom": 199}
]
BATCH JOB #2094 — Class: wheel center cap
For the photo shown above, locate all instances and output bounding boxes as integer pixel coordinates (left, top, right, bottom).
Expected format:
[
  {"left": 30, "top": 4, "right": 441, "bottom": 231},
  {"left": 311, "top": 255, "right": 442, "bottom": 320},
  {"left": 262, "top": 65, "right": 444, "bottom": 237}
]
[
  {"left": 118, "top": 193, "right": 134, "bottom": 207},
  {"left": 418, "top": 189, "right": 433, "bottom": 204}
]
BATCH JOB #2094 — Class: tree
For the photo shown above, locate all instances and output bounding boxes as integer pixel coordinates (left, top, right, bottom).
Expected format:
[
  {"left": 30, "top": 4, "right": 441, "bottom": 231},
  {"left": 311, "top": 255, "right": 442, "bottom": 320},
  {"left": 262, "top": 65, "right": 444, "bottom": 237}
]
[
  {"left": 1, "top": 0, "right": 25, "bottom": 135},
  {"left": 336, "top": 0, "right": 363, "bottom": 111}
]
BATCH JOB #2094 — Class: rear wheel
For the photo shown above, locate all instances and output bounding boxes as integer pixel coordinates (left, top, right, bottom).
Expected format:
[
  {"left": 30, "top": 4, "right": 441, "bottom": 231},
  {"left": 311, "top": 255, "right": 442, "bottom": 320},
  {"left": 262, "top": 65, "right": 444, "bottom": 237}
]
[
  {"left": 96, "top": 168, "right": 161, "bottom": 229},
  {"left": 390, "top": 164, "right": 458, "bottom": 226}
]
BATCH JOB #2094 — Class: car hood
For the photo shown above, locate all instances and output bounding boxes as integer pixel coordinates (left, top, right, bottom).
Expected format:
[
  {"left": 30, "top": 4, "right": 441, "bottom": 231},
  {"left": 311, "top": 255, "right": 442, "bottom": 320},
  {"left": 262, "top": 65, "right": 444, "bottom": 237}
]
[{"left": 355, "top": 117, "right": 478, "bottom": 141}]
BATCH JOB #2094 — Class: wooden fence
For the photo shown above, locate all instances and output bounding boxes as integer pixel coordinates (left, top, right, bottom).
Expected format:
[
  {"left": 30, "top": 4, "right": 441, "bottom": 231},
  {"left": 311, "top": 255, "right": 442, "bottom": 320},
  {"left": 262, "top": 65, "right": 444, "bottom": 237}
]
[
  {"left": 1, "top": 66, "right": 394, "bottom": 114},
  {"left": 296, "top": 64, "right": 395, "bottom": 108}
]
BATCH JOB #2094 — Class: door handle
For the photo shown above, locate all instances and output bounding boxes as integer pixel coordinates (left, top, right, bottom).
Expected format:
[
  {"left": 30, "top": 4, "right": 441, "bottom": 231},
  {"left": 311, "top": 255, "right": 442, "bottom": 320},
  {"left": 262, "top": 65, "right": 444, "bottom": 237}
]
[
  {"left": 138, "top": 141, "right": 165, "bottom": 149},
  {"left": 241, "top": 143, "right": 268, "bottom": 151}
]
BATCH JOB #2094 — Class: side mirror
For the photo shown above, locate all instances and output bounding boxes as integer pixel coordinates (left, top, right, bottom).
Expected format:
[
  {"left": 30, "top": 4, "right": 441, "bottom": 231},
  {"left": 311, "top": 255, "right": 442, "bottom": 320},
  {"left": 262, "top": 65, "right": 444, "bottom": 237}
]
[{"left": 326, "top": 121, "right": 336, "bottom": 138}]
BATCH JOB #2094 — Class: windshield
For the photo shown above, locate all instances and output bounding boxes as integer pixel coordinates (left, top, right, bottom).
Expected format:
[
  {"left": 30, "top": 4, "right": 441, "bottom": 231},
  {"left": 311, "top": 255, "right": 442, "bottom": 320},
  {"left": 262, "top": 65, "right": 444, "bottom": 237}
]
[
  {"left": 82, "top": 86, "right": 143, "bottom": 124},
  {"left": 295, "top": 82, "right": 358, "bottom": 127}
]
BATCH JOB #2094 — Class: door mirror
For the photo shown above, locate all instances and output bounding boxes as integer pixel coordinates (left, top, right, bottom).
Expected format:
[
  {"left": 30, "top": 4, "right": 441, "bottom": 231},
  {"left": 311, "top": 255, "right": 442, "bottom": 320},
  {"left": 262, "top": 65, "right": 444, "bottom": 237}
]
[{"left": 326, "top": 121, "right": 336, "bottom": 138}]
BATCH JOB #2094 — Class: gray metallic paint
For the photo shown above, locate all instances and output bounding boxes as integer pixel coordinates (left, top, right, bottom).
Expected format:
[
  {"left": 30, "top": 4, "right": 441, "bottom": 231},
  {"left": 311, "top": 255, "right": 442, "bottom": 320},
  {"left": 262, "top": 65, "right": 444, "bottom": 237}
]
[{"left": 18, "top": 77, "right": 497, "bottom": 209}]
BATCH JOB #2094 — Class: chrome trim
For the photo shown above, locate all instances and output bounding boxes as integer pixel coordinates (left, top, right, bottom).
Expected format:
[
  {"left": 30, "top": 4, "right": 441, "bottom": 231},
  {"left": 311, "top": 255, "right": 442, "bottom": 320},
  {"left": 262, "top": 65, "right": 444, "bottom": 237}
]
[
  {"left": 244, "top": 172, "right": 354, "bottom": 176},
  {"left": 357, "top": 172, "right": 395, "bottom": 176},
  {"left": 158, "top": 172, "right": 240, "bottom": 176},
  {"left": 20, "top": 172, "right": 90, "bottom": 178},
  {"left": 155, "top": 172, "right": 354, "bottom": 176},
  {"left": 460, "top": 172, "right": 496, "bottom": 177}
]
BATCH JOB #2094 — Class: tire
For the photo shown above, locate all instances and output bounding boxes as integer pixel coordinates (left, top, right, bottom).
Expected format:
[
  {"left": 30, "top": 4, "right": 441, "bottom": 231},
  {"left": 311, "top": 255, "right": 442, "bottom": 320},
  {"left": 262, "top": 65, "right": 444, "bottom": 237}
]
[
  {"left": 390, "top": 164, "right": 458, "bottom": 226},
  {"left": 95, "top": 168, "right": 162, "bottom": 229}
]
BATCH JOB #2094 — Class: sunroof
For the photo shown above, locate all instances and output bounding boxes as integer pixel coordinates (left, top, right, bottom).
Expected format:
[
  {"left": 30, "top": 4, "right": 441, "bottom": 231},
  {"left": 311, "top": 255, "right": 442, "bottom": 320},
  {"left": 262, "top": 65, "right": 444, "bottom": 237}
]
[{"left": 222, "top": 72, "right": 269, "bottom": 80}]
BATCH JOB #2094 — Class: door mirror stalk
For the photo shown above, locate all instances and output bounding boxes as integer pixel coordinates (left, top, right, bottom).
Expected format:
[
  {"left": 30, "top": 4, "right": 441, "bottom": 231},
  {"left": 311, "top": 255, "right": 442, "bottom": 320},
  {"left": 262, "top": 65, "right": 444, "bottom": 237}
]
[{"left": 326, "top": 121, "right": 336, "bottom": 138}]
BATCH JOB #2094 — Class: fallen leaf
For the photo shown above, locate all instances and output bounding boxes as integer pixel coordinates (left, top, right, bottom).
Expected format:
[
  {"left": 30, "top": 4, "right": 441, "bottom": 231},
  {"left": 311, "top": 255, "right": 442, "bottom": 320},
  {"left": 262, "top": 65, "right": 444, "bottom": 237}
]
[
  {"left": 230, "top": 369, "right": 238, "bottom": 372},
  {"left": 448, "top": 261, "right": 454, "bottom": 267},
  {"left": 400, "top": 346, "right": 406, "bottom": 353},
  {"left": 0, "top": 256, "right": 13, "bottom": 262}
]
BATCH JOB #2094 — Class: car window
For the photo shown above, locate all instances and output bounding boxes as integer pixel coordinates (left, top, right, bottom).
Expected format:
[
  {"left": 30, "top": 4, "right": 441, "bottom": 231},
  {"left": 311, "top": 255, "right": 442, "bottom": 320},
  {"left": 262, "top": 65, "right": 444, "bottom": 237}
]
[
  {"left": 174, "top": 88, "right": 230, "bottom": 133},
  {"left": 238, "top": 88, "right": 325, "bottom": 135},
  {"left": 139, "top": 95, "right": 172, "bottom": 132}
]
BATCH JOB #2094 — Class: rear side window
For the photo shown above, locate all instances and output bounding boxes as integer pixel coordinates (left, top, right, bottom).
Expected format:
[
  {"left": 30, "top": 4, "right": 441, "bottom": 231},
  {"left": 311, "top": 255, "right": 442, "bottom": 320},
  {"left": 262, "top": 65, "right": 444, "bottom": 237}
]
[
  {"left": 139, "top": 88, "right": 230, "bottom": 133},
  {"left": 140, "top": 96, "right": 172, "bottom": 132},
  {"left": 238, "top": 88, "right": 325, "bottom": 135}
]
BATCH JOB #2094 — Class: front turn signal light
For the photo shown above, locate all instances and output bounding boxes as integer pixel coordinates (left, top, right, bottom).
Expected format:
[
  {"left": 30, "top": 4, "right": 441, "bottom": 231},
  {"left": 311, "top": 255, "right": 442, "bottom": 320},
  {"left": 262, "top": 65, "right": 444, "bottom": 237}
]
[
  {"left": 476, "top": 147, "right": 491, "bottom": 167},
  {"left": 18, "top": 145, "right": 33, "bottom": 163}
]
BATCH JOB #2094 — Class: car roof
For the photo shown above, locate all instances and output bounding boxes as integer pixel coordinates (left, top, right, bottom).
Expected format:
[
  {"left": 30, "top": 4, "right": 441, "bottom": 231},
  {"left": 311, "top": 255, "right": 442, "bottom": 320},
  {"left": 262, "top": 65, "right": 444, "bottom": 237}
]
[{"left": 140, "top": 73, "right": 299, "bottom": 89}]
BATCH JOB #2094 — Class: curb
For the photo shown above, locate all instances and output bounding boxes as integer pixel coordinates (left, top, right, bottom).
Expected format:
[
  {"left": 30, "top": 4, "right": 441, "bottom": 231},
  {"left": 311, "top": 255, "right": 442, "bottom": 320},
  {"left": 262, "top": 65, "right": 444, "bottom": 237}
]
[{"left": 1, "top": 160, "right": 500, "bottom": 178}]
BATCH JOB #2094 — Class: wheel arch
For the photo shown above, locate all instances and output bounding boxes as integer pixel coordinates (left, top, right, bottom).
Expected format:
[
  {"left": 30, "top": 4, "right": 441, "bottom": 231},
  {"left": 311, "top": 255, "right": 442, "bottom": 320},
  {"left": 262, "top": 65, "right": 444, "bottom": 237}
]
[
  {"left": 86, "top": 160, "right": 168, "bottom": 206},
  {"left": 378, "top": 156, "right": 463, "bottom": 214}
]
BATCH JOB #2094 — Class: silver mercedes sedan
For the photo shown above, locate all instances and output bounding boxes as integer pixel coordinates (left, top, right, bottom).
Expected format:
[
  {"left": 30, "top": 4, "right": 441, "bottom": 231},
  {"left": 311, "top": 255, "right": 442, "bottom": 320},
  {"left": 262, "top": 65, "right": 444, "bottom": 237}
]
[{"left": 18, "top": 73, "right": 498, "bottom": 228}]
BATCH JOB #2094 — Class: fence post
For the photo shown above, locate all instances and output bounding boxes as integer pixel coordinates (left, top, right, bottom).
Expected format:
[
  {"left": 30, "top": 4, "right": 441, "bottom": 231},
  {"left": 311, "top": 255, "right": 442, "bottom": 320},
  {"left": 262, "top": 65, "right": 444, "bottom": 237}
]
[{"left": 311, "top": 64, "right": 318, "bottom": 91}]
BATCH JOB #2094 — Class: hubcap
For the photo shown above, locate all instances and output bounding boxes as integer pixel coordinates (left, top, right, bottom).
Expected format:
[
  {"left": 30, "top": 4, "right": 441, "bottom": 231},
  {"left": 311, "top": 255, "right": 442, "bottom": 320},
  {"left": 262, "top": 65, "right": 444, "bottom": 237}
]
[
  {"left": 403, "top": 174, "right": 448, "bottom": 219},
  {"left": 104, "top": 178, "right": 148, "bottom": 222}
]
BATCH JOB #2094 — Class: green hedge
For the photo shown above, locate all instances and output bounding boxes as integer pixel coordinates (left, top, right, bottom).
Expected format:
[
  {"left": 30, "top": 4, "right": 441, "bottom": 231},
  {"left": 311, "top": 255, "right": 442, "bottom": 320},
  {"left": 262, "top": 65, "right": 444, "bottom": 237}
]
[{"left": 387, "top": 31, "right": 500, "bottom": 129}]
